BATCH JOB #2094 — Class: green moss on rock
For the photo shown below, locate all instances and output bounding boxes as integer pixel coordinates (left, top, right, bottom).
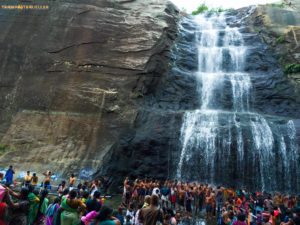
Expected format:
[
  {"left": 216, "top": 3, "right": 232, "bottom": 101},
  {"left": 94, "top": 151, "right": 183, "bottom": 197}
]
[
  {"left": 276, "top": 35, "right": 285, "bottom": 44},
  {"left": 284, "top": 64, "right": 300, "bottom": 74},
  {"left": 0, "top": 144, "right": 15, "bottom": 156}
]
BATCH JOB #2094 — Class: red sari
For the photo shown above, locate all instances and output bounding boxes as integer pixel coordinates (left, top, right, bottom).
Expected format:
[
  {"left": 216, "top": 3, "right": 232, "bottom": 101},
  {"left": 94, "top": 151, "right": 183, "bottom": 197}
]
[{"left": 0, "top": 202, "right": 7, "bottom": 225}]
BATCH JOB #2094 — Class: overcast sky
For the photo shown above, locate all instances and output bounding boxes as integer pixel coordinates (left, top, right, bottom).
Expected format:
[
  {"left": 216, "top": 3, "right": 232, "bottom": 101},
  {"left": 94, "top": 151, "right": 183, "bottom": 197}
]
[{"left": 170, "top": 0, "right": 279, "bottom": 12}]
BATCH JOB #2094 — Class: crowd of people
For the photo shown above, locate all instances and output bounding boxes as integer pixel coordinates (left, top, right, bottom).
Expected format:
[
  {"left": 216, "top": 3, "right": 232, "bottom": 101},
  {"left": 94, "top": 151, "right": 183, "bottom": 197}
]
[
  {"left": 0, "top": 166, "right": 299, "bottom": 225},
  {"left": 122, "top": 178, "right": 300, "bottom": 225}
]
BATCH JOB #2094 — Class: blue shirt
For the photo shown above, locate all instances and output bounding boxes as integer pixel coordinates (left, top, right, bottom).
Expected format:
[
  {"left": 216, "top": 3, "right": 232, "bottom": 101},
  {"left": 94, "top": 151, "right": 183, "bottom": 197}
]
[{"left": 5, "top": 168, "right": 14, "bottom": 183}]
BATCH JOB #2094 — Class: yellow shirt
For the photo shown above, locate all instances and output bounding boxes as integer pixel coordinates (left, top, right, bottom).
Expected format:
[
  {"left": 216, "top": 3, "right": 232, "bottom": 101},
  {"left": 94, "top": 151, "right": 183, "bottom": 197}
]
[
  {"left": 32, "top": 176, "right": 38, "bottom": 185},
  {"left": 24, "top": 175, "right": 32, "bottom": 182}
]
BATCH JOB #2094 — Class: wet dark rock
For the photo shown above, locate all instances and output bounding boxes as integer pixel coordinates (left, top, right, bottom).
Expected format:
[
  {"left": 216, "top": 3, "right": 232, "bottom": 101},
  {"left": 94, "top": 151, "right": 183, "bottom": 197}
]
[{"left": 0, "top": 0, "right": 181, "bottom": 176}]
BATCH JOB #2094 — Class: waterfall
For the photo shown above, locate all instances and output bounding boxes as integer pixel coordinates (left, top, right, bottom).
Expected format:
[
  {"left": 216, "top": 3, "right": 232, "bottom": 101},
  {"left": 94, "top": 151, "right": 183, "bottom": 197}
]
[{"left": 176, "top": 13, "right": 299, "bottom": 192}]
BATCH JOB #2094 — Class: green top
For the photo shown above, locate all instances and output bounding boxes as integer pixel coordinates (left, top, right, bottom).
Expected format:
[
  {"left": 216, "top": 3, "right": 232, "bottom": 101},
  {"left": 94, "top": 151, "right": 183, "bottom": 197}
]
[
  {"left": 40, "top": 198, "right": 49, "bottom": 215},
  {"left": 61, "top": 197, "right": 78, "bottom": 213},
  {"left": 28, "top": 192, "right": 39, "bottom": 225}
]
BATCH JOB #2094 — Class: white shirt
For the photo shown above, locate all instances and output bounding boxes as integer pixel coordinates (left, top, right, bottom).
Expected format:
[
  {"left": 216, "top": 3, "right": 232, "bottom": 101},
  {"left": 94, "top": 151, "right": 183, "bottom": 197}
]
[{"left": 152, "top": 187, "right": 160, "bottom": 196}]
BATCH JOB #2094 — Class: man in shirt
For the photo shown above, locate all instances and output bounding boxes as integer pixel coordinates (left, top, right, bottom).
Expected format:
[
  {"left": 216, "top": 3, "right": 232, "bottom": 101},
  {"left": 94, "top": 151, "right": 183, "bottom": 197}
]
[
  {"left": 31, "top": 173, "right": 38, "bottom": 187},
  {"left": 139, "top": 195, "right": 163, "bottom": 225},
  {"left": 4, "top": 165, "right": 15, "bottom": 186},
  {"left": 24, "top": 171, "right": 32, "bottom": 187}
]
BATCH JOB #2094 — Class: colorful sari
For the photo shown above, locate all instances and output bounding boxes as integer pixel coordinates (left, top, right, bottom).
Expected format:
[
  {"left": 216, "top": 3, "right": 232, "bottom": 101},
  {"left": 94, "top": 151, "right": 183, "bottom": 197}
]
[
  {"left": 0, "top": 202, "right": 6, "bottom": 225},
  {"left": 60, "top": 198, "right": 80, "bottom": 225},
  {"left": 35, "top": 198, "right": 49, "bottom": 225},
  {"left": 28, "top": 192, "right": 40, "bottom": 225},
  {"left": 46, "top": 203, "right": 60, "bottom": 225}
]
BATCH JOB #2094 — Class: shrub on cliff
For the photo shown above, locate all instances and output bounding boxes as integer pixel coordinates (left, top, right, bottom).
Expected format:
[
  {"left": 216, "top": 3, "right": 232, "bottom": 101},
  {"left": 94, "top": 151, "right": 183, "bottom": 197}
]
[
  {"left": 192, "top": 4, "right": 209, "bottom": 15},
  {"left": 192, "top": 4, "right": 225, "bottom": 15}
]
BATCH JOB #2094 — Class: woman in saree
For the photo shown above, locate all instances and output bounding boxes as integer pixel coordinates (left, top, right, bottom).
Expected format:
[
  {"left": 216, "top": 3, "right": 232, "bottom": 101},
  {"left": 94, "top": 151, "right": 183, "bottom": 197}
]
[
  {"left": 6, "top": 184, "right": 39, "bottom": 225},
  {"left": 90, "top": 206, "right": 120, "bottom": 225},
  {"left": 27, "top": 185, "right": 40, "bottom": 225},
  {"left": 5, "top": 187, "right": 30, "bottom": 225},
  {"left": 34, "top": 189, "right": 49, "bottom": 225},
  {"left": 46, "top": 197, "right": 60, "bottom": 225},
  {"left": 60, "top": 189, "right": 86, "bottom": 225}
]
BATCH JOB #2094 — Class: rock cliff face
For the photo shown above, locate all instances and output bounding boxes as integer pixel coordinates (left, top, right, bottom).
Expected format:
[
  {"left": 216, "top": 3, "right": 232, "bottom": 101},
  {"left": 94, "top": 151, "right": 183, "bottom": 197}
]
[
  {"left": 0, "top": 0, "right": 180, "bottom": 179},
  {"left": 242, "top": 3, "right": 300, "bottom": 190},
  {"left": 242, "top": 2, "right": 300, "bottom": 150}
]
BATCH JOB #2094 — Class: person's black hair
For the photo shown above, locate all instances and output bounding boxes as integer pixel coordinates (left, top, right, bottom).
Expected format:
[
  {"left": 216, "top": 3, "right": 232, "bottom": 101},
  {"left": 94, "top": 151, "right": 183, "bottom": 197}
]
[
  {"left": 167, "top": 208, "right": 175, "bottom": 217},
  {"left": 138, "top": 203, "right": 143, "bottom": 209},
  {"left": 33, "top": 189, "right": 39, "bottom": 196},
  {"left": 62, "top": 180, "right": 66, "bottom": 185},
  {"left": 126, "top": 215, "right": 131, "bottom": 219},
  {"left": 150, "top": 195, "right": 159, "bottom": 206},
  {"left": 96, "top": 205, "right": 113, "bottom": 221},
  {"left": 33, "top": 173, "right": 36, "bottom": 176},
  {"left": 63, "top": 188, "right": 69, "bottom": 196},
  {"left": 164, "top": 214, "right": 171, "bottom": 221},
  {"left": 228, "top": 211, "right": 234, "bottom": 220},
  {"left": 237, "top": 213, "right": 246, "bottom": 221},
  {"left": 40, "top": 189, "right": 48, "bottom": 198},
  {"left": 28, "top": 184, "right": 35, "bottom": 193},
  {"left": 35, "top": 189, "right": 49, "bottom": 223},
  {"left": 94, "top": 190, "right": 101, "bottom": 199},
  {"left": 128, "top": 202, "right": 134, "bottom": 209},
  {"left": 82, "top": 191, "right": 89, "bottom": 199},
  {"left": 20, "top": 187, "right": 29, "bottom": 200},
  {"left": 69, "top": 189, "right": 77, "bottom": 199},
  {"left": 53, "top": 197, "right": 60, "bottom": 204}
]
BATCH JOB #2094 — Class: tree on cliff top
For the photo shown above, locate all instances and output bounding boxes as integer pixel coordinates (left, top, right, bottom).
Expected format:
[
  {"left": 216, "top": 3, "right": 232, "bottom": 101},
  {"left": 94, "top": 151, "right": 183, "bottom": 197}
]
[{"left": 192, "top": 4, "right": 224, "bottom": 15}]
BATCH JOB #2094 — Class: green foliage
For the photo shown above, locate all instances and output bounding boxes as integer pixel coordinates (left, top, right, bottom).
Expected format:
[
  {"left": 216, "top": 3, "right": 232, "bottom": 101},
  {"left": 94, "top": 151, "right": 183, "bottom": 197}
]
[
  {"left": 192, "top": 4, "right": 209, "bottom": 15},
  {"left": 284, "top": 64, "right": 300, "bottom": 74},
  {"left": 192, "top": 4, "right": 226, "bottom": 15},
  {"left": 276, "top": 35, "right": 285, "bottom": 44},
  {"left": 0, "top": 144, "right": 8, "bottom": 156},
  {"left": 208, "top": 7, "right": 224, "bottom": 14},
  {"left": 0, "top": 144, "right": 15, "bottom": 156}
]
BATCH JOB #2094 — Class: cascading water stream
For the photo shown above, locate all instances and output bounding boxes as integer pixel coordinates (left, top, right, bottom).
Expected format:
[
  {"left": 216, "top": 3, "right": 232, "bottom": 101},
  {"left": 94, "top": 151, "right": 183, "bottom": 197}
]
[{"left": 176, "top": 13, "right": 299, "bottom": 192}]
